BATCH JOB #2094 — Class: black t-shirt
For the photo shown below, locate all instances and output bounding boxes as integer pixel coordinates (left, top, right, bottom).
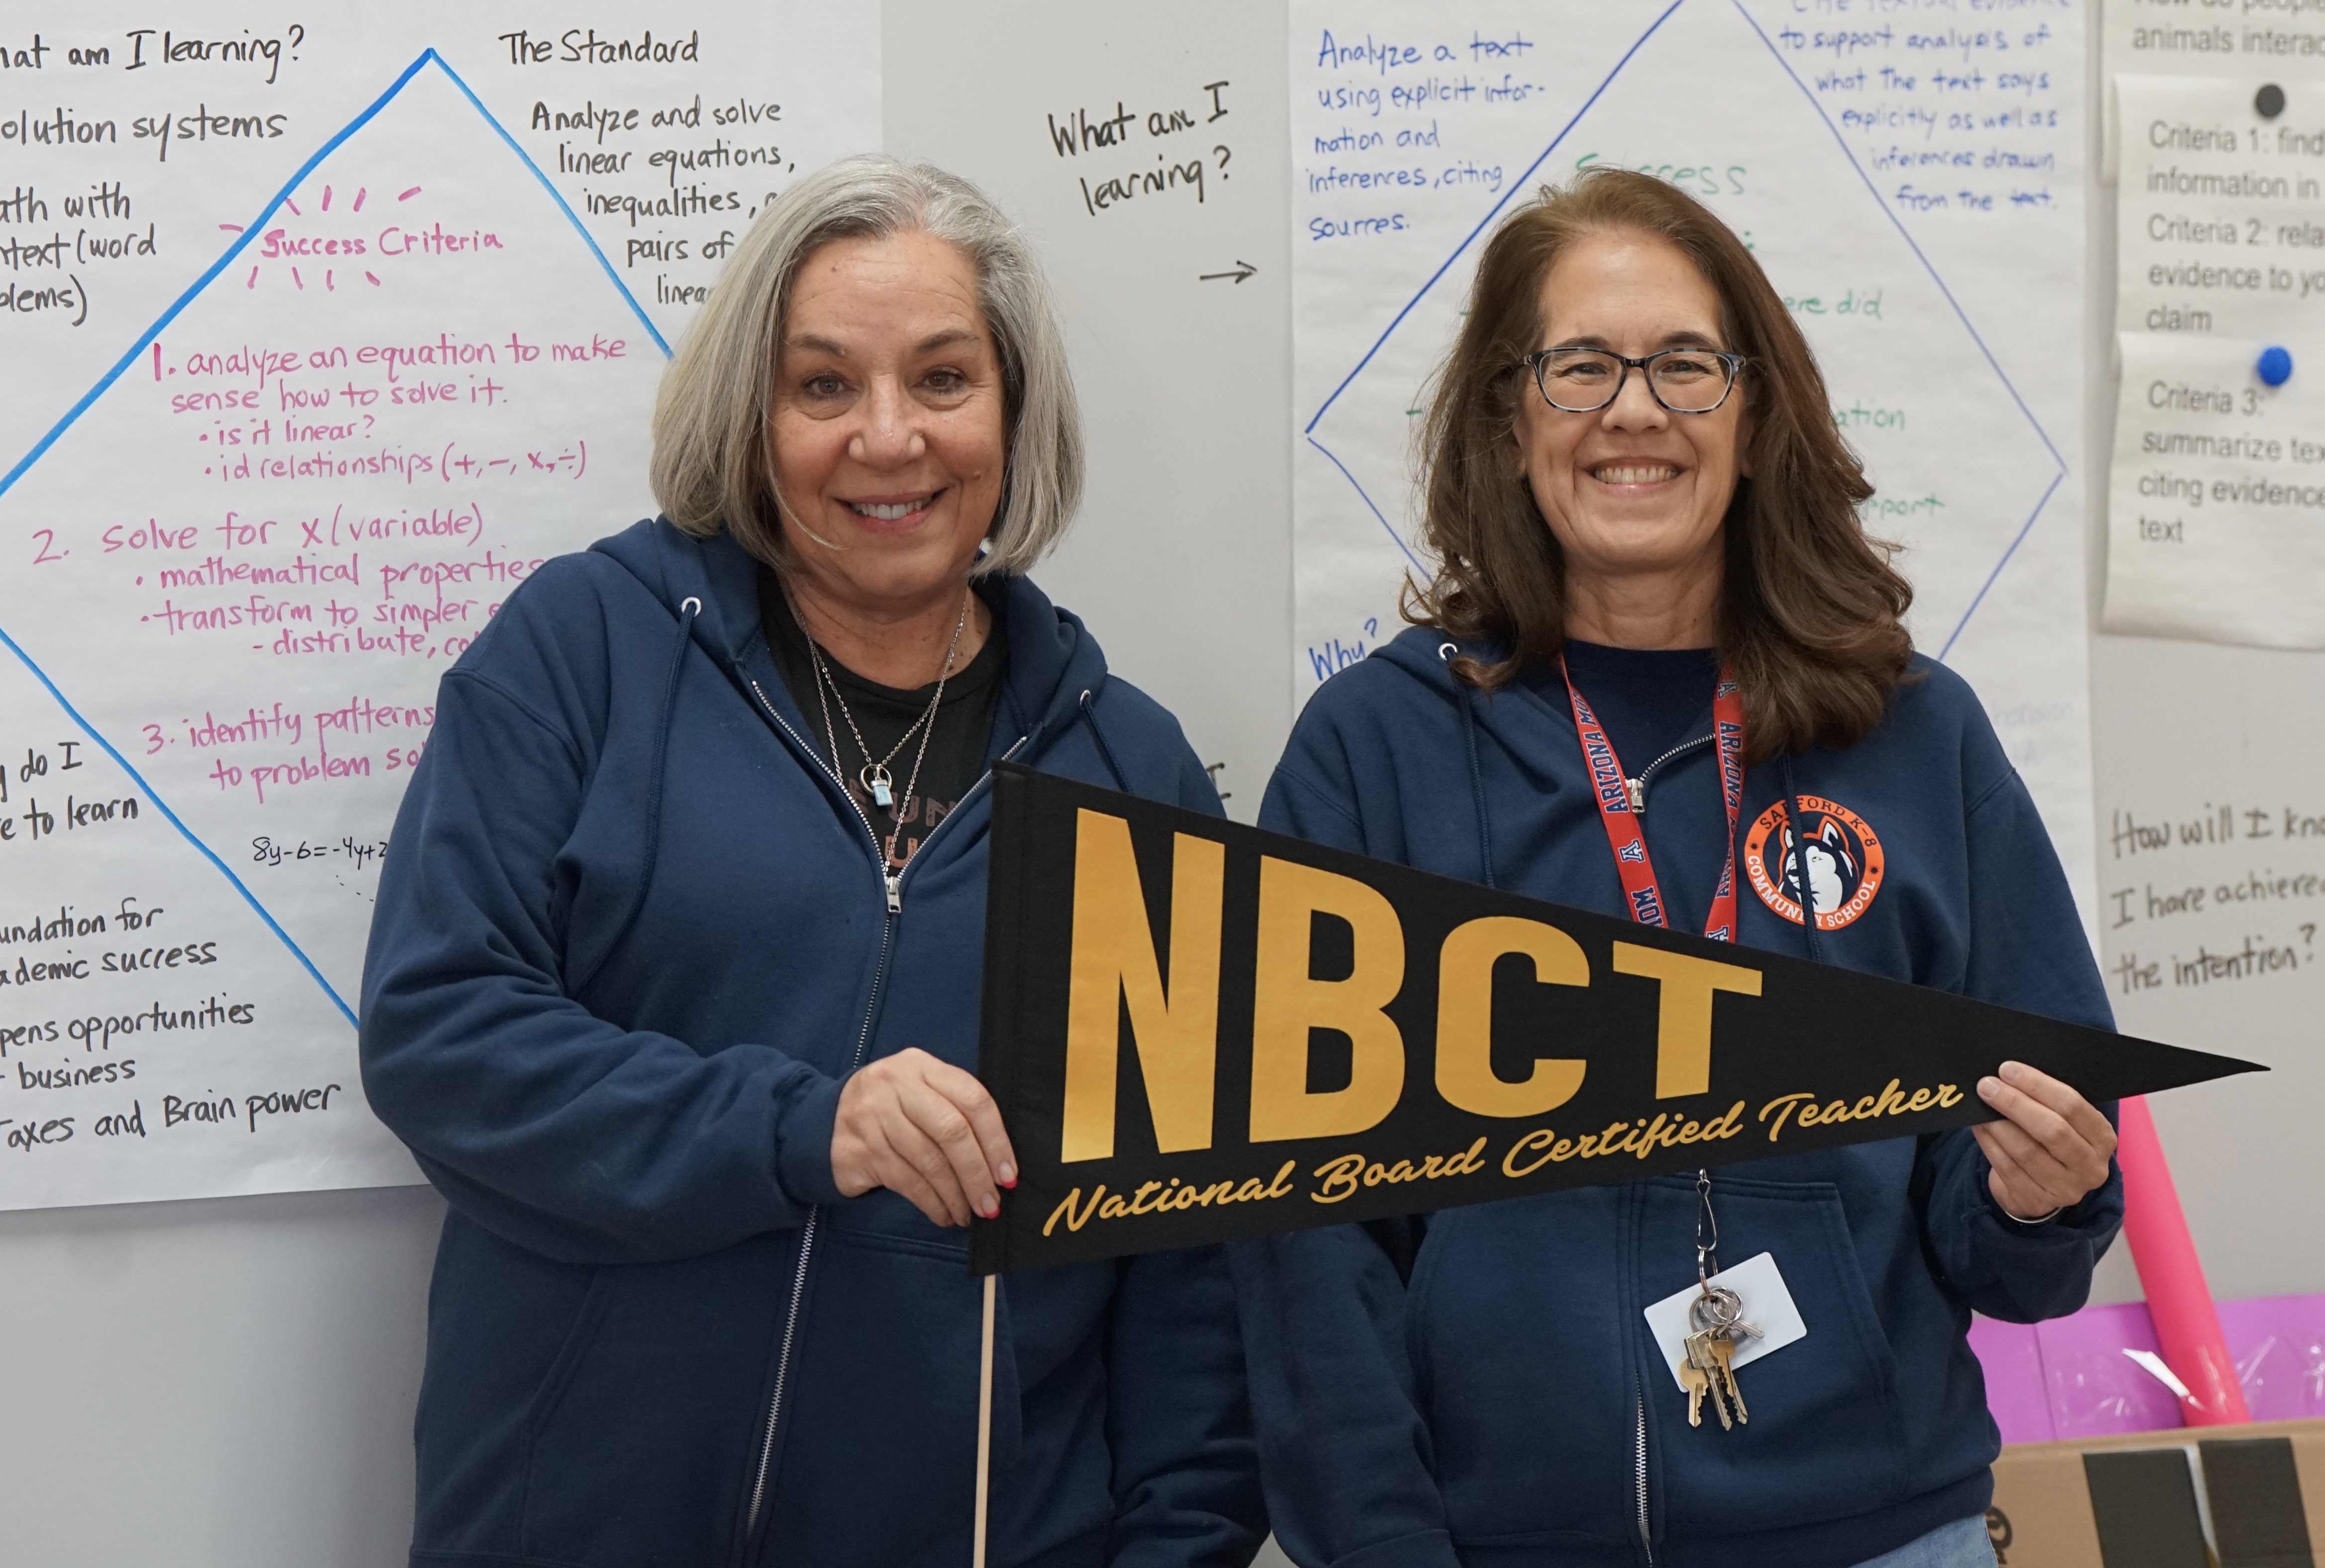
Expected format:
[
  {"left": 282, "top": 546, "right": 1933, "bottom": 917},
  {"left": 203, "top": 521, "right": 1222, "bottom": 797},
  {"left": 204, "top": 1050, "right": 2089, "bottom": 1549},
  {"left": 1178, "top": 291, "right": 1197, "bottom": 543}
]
[{"left": 759, "top": 569, "right": 1006, "bottom": 873}]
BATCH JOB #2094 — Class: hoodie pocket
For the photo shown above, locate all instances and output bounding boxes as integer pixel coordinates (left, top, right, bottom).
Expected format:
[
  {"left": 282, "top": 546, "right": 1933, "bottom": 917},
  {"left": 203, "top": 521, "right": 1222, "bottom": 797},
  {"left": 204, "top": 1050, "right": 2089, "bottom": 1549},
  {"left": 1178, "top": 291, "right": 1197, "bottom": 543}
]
[
  {"left": 764, "top": 1222, "right": 1026, "bottom": 1568},
  {"left": 517, "top": 1240, "right": 793, "bottom": 1568},
  {"left": 1640, "top": 1174, "right": 1911, "bottom": 1537},
  {"left": 520, "top": 1267, "right": 615, "bottom": 1440},
  {"left": 1403, "top": 1191, "right": 1641, "bottom": 1551}
]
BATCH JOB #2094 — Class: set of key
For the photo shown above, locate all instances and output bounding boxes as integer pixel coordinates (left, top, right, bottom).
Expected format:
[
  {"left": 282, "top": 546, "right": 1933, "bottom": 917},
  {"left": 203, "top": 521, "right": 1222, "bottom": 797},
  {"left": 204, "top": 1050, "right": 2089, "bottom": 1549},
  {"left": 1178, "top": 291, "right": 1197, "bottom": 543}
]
[{"left": 1678, "top": 1284, "right": 1763, "bottom": 1431}]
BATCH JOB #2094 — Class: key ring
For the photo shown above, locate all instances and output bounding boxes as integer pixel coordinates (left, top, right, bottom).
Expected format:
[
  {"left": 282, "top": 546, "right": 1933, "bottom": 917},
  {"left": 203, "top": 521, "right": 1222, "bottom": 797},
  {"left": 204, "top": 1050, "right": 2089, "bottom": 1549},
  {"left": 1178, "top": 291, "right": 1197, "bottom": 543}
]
[
  {"left": 1694, "top": 1168, "right": 1719, "bottom": 1290},
  {"left": 1690, "top": 1286, "right": 1746, "bottom": 1333}
]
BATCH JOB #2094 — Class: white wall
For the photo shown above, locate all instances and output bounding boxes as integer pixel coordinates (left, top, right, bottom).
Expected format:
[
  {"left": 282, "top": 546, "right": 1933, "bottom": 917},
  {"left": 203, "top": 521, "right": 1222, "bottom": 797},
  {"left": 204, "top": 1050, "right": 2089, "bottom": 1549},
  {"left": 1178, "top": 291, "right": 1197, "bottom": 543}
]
[{"left": 0, "top": 1183, "right": 440, "bottom": 1566}]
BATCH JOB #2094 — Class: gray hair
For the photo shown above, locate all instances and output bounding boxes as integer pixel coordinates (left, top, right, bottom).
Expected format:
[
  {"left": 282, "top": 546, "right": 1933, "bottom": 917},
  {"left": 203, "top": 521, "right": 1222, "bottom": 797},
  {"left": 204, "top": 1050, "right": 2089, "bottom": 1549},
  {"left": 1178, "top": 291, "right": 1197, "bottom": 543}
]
[{"left": 650, "top": 153, "right": 1083, "bottom": 575}]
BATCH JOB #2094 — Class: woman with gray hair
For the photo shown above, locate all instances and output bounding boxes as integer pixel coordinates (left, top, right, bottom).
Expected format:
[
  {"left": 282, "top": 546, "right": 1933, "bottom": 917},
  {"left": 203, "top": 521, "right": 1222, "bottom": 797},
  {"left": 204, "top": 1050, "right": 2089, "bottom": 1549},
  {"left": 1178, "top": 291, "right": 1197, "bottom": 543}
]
[{"left": 360, "top": 154, "right": 1266, "bottom": 1568}]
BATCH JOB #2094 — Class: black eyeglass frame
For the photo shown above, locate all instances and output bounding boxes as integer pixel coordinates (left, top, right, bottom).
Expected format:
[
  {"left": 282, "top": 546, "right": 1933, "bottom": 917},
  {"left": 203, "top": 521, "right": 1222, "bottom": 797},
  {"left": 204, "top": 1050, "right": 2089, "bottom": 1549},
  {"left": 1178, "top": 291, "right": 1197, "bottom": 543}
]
[{"left": 1521, "top": 346, "right": 1748, "bottom": 415}]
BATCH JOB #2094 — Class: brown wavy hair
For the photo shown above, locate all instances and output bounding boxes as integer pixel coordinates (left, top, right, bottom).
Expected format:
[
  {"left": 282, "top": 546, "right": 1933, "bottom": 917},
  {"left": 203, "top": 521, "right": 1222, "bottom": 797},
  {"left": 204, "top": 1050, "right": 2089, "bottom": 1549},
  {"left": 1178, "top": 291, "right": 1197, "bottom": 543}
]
[{"left": 1408, "top": 167, "right": 1913, "bottom": 760}]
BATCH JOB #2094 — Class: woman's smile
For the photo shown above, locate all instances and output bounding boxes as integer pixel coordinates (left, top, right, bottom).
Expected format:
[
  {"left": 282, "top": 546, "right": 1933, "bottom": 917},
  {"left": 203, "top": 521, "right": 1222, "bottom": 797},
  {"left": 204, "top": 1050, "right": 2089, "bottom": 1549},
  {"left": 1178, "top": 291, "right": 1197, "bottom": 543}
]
[
  {"left": 844, "top": 490, "right": 944, "bottom": 528},
  {"left": 1586, "top": 458, "right": 1686, "bottom": 491}
]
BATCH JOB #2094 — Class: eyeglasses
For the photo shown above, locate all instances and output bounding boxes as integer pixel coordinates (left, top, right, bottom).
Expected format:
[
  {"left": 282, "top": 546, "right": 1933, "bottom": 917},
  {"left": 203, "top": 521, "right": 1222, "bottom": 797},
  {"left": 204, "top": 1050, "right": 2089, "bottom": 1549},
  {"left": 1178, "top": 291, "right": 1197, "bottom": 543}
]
[{"left": 1521, "top": 347, "right": 1746, "bottom": 414}]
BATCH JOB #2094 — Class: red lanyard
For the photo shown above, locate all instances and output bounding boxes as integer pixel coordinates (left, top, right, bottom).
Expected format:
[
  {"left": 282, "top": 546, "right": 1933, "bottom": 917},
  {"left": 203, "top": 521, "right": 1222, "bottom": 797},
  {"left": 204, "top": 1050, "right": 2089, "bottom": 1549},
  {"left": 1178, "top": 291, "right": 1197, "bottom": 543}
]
[{"left": 1558, "top": 657, "right": 1747, "bottom": 943}]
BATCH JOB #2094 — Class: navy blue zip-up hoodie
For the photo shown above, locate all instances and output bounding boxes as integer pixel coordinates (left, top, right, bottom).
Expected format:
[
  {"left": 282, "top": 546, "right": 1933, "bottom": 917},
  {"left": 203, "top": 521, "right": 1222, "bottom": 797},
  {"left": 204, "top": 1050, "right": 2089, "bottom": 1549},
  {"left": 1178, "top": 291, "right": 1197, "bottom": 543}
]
[
  {"left": 1231, "top": 629, "right": 2121, "bottom": 1568},
  {"left": 360, "top": 518, "right": 1266, "bottom": 1568}
]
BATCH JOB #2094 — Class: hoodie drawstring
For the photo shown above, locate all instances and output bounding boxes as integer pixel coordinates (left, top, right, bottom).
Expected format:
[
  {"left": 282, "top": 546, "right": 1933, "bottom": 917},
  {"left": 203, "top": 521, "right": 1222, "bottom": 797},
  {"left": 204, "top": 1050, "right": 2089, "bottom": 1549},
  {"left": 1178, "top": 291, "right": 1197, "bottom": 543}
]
[
  {"left": 1777, "top": 751, "right": 1825, "bottom": 965},
  {"left": 1446, "top": 645, "right": 1497, "bottom": 889},
  {"left": 572, "top": 594, "right": 699, "bottom": 997},
  {"left": 1457, "top": 685, "right": 1497, "bottom": 890},
  {"left": 1077, "top": 685, "right": 1132, "bottom": 792}
]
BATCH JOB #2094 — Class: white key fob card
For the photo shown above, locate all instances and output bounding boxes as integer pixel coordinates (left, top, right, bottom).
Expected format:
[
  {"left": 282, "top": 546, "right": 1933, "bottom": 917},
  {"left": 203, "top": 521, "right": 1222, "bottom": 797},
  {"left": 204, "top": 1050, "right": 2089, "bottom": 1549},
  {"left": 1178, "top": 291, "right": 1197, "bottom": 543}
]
[{"left": 1642, "top": 1252, "right": 1808, "bottom": 1391}]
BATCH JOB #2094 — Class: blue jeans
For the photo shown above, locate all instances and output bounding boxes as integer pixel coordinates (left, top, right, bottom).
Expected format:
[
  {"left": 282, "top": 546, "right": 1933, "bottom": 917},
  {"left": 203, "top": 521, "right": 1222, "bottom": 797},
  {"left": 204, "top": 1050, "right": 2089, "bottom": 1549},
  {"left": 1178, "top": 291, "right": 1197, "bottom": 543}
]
[{"left": 1850, "top": 1515, "right": 1998, "bottom": 1568}]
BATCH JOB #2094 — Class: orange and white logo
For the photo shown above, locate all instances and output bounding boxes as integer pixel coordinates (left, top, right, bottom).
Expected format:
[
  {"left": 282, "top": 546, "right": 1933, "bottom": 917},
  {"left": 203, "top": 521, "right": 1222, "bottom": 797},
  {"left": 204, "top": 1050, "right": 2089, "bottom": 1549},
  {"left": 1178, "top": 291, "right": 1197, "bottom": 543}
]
[{"left": 1743, "top": 795, "right": 1885, "bottom": 932}]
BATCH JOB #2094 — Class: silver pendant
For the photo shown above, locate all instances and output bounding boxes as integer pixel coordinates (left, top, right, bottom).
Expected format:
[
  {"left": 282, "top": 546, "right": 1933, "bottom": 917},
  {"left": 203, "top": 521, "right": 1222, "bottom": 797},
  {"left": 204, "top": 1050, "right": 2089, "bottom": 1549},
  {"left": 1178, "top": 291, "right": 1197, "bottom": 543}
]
[{"left": 861, "top": 763, "right": 894, "bottom": 808}]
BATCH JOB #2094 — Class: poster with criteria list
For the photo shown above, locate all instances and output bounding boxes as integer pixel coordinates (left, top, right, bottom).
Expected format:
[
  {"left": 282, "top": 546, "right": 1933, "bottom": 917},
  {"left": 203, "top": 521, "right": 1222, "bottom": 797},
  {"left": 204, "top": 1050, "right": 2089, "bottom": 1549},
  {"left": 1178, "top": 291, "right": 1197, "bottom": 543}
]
[
  {"left": 0, "top": 1, "right": 878, "bottom": 1210},
  {"left": 2105, "top": 73, "right": 2325, "bottom": 649},
  {"left": 1289, "top": 0, "right": 2099, "bottom": 917}
]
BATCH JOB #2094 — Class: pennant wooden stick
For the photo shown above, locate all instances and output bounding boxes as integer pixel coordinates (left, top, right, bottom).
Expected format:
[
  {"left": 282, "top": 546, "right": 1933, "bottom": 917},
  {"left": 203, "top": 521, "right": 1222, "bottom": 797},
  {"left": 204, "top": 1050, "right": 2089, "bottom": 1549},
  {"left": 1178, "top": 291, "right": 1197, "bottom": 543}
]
[{"left": 973, "top": 1272, "right": 996, "bottom": 1568}]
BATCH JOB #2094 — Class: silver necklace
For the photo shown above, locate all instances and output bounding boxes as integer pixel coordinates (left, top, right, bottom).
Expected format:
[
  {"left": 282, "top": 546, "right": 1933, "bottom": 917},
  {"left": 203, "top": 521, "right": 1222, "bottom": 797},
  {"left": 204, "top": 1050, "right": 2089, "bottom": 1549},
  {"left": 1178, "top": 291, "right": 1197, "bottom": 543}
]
[{"left": 791, "top": 588, "right": 972, "bottom": 855}]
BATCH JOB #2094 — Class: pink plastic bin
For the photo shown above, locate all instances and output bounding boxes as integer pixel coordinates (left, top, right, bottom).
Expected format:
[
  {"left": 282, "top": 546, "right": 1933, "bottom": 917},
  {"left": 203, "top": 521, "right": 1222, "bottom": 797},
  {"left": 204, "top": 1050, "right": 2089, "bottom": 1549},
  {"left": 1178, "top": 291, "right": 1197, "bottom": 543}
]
[{"left": 1971, "top": 1293, "right": 2325, "bottom": 1444}]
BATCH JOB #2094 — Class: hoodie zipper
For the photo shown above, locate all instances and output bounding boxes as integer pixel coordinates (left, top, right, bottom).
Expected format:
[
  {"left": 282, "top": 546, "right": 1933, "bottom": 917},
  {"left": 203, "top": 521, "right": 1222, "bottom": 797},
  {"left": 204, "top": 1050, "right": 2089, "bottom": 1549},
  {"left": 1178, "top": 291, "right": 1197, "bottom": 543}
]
[
  {"left": 743, "top": 925, "right": 890, "bottom": 1541},
  {"left": 740, "top": 680, "right": 898, "bottom": 1548},
  {"left": 739, "top": 675, "right": 1026, "bottom": 1553},
  {"left": 1624, "top": 731, "right": 1715, "bottom": 816},
  {"left": 1625, "top": 1179, "right": 1655, "bottom": 1566},
  {"left": 1634, "top": 1379, "right": 1655, "bottom": 1565}
]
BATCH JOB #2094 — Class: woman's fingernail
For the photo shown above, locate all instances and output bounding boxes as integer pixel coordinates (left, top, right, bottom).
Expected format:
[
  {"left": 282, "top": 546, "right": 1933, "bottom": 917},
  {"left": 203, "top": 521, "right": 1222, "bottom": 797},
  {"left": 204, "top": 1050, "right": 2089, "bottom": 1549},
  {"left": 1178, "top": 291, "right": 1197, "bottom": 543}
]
[
  {"left": 1978, "top": 1076, "right": 2003, "bottom": 1100},
  {"left": 999, "top": 1164, "right": 1016, "bottom": 1185},
  {"left": 2000, "top": 1061, "right": 2025, "bottom": 1082},
  {"left": 981, "top": 1198, "right": 999, "bottom": 1219}
]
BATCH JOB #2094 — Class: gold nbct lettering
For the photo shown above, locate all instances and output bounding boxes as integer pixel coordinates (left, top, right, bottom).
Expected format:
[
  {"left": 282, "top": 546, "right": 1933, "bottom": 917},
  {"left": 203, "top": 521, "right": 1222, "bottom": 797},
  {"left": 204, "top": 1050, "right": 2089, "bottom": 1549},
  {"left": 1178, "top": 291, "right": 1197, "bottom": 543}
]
[
  {"left": 1610, "top": 942, "right": 1764, "bottom": 1098},
  {"left": 1248, "top": 857, "right": 1407, "bottom": 1142},
  {"left": 1043, "top": 1186, "right": 1106, "bottom": 1236},
  {"left": 1433, "top": 916, "right": 1590, "bottom": 1117},
  {"left": 1060, "top": 810, "right": 1226, "bottom": 1162},
  {"left": 1503, "top": 1128, "right": 1557, "bottom": 1178},
  {"left": 1312, "top": 1153, "right": 1364, "bottom": 1203}
]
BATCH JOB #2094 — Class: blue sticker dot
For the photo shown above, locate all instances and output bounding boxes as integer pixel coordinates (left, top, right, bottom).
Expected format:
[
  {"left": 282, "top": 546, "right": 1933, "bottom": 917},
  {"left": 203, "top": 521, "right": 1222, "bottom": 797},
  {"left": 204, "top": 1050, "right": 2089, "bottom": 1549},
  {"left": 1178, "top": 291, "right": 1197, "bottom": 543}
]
[{"left": 2259, "top": 346, "right": 2295, "bottom": 387}]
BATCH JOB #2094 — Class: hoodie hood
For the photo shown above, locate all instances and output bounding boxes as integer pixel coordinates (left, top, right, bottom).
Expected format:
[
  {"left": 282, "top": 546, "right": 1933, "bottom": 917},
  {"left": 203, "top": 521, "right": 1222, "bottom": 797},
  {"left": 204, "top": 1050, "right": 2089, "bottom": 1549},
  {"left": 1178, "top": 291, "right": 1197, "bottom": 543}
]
[
  {"left": 1360, "top": 626, "right": 1838, "bottom": 957},
  {"left": 589, "top": 519, "right": 1113, "bottom": 764}
]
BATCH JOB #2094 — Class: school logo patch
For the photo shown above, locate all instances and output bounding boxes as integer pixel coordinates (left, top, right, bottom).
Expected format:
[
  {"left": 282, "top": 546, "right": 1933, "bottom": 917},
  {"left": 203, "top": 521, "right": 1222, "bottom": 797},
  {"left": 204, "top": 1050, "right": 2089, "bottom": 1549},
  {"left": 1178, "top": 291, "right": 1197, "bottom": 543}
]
[{"left": 1743, "top": 795, "right": 1885, "bottom": 931}]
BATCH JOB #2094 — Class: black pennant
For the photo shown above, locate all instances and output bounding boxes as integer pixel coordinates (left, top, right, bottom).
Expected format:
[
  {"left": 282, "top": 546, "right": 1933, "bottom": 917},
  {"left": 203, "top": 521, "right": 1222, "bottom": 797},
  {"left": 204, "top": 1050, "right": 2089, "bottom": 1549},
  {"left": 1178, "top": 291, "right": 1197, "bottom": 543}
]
[{"left": 969, "top": 765, "right": 2261, "bottom": 1274}]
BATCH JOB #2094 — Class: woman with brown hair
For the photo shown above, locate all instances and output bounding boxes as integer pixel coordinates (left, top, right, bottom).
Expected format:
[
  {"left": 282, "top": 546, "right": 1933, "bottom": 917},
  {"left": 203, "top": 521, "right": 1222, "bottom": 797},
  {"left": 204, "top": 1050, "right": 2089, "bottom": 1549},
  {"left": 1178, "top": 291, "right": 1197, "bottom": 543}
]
[{"left": 1232, "top": 168, "right": 2118, "bottom": 1568}]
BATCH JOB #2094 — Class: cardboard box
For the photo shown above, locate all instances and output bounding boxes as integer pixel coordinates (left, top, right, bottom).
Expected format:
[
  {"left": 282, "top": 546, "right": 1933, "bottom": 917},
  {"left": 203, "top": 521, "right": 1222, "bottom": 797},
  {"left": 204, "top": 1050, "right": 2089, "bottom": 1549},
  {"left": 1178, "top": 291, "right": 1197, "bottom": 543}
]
[{"left": 1988, "top": 1417, "right": 2325, "bottom": 1567}]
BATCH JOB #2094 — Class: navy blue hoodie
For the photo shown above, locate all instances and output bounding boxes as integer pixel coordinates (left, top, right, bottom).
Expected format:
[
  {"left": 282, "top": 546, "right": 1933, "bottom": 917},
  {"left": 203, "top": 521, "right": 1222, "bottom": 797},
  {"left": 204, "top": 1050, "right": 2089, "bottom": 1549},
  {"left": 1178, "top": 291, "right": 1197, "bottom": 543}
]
[
  {"left": 361, "top": 518, "right": 1266, "bottom": 1568},
  {"left": 1231, "top": 629, "right": 2121, "bottom": 1568}
]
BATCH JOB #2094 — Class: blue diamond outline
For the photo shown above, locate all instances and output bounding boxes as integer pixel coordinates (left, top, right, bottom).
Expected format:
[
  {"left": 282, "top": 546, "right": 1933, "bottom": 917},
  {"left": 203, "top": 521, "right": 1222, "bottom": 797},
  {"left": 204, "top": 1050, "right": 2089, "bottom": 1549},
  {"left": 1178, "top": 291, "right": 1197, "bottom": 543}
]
[
  {"left": 0, "top": 50, "right": 672, "bottom": 1026},
  {"left": 1301, "top": 0, "right": 2068, "bottom": 663}
]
